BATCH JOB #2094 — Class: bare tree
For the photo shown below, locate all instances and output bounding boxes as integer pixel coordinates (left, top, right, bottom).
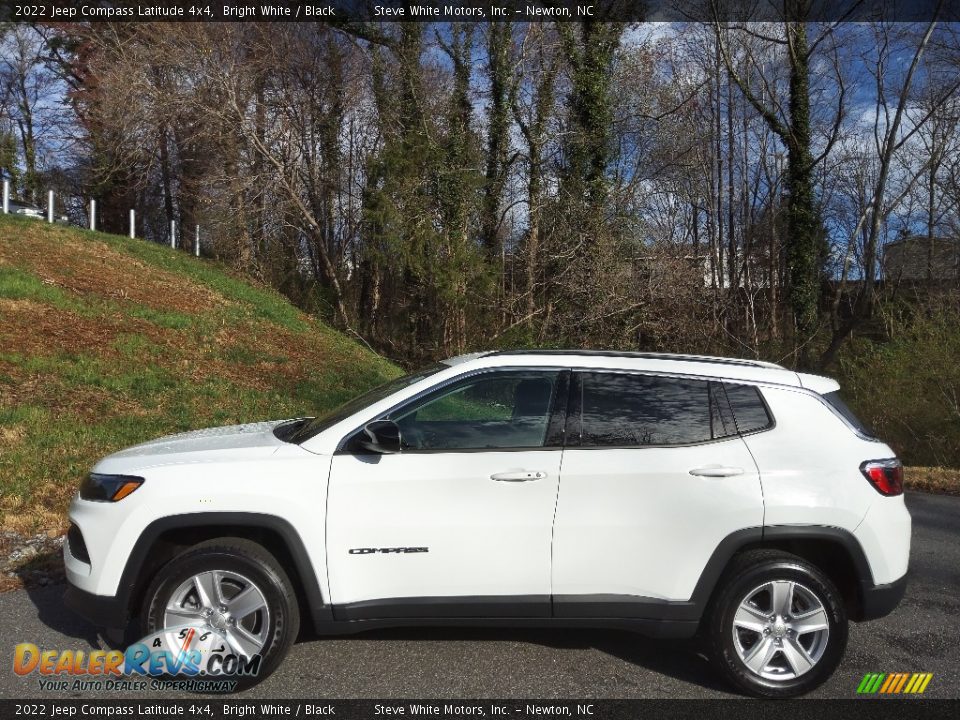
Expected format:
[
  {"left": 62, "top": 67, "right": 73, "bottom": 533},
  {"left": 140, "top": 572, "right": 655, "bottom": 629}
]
[
  {"left": 713, "top": 7, "right": 848, "bottom": 360},
  {"left": 820, "top": 19, "right": 959, "bottom": 368}
]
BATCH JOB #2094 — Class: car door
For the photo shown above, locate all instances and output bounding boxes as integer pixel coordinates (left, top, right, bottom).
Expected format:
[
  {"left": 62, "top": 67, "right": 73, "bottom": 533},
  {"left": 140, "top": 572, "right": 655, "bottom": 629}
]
[
  {"left": 552, "top": 371, "right": 764, "bottom": 617},
  {"left": 326, "top": 369, "right": 568, "bottom": 619}
]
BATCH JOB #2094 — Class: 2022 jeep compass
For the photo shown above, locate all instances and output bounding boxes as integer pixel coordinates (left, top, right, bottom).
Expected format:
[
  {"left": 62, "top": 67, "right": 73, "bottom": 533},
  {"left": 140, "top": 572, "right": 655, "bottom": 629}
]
[{"left": 64, "top": 350, "right": 910, "bottom": 696}]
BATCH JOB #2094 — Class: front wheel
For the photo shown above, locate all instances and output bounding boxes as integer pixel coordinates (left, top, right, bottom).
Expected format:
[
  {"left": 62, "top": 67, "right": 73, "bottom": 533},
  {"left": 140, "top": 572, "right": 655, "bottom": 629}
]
[
  {"left": 704, "top": 550, "right": 848, "bottom": 698},
  {"left": 141, "top": 538, "right": 300, "bottom": 690}
]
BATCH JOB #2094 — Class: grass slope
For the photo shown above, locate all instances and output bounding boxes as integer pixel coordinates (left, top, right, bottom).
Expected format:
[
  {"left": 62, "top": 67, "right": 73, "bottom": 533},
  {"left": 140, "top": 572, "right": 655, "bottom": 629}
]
[{"left": 0, "top": 214, "right": 398, "bottom": 534}]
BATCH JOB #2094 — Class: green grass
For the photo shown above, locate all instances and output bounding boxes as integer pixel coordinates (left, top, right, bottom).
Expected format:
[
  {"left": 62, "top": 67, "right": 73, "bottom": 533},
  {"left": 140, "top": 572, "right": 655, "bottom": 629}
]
[
  {"left": 0, "top": 214, "right": 399, "bottom": 533},
  {"left": 91, "top": 229, "right": 311, "bottom": 332},
  {"left": 0, "top": 265, "right": 79, "bottom": 310}
]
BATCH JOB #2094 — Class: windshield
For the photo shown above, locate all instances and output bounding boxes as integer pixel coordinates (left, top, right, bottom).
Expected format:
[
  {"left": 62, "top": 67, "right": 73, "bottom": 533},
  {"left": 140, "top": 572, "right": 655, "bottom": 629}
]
[{"left": 287, "top": 363, "right": 446, "bottom": 444}]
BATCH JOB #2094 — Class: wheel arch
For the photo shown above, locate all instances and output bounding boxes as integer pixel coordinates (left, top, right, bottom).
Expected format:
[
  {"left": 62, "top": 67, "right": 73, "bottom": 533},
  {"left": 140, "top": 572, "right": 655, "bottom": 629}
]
[
  {"left": 692, "top": 526, "right": 875, "bottom": 622},
  {"left": 118, "top": 513, "right": 331, "bottom": 631}
]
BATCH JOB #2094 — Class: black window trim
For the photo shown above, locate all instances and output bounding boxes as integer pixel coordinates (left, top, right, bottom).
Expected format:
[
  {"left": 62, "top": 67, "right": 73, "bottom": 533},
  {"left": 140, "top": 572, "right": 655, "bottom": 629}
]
[
  {"left": 335, "top": 366, "right": 571, "bottom": 455},
  {"left": 820, "top": 390, "right": 878, "bottom": 441},
  {"left": 720, "top": 380, "right": 777, "bottom": 437},
  {"left": 710, "top": 380, "right": 738, "bottom": 439},
  {"left": 566, "top": 369, "right": 776, "bottom": 450}
]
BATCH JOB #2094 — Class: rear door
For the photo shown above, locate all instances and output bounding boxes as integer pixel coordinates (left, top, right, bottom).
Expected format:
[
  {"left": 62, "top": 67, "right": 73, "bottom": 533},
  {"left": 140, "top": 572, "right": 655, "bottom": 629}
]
[{"left": 552, "top": 371, "right": 764, "bottom": 616}]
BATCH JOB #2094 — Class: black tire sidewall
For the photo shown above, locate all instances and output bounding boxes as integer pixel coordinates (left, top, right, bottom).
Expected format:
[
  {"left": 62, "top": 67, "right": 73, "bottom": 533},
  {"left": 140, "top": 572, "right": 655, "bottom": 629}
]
[
  {"left": 711, "top": 558, "right": 848, "bottom": 698},
  {"left": 141, "top": 546, "right": 297, "bottom": 689}
]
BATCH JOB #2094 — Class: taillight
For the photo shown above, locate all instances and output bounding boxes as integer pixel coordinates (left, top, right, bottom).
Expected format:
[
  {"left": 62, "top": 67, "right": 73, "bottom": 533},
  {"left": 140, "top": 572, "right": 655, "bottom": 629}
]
[{"left": 860, "top": 459, "right": 904, "bottom": 496}]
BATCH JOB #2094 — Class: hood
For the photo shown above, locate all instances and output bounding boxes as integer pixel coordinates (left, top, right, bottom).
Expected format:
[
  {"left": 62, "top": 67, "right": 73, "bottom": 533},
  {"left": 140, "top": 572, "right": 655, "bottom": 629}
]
[{"left": 93, "top": 419, "right": 296, "bottom": 474}]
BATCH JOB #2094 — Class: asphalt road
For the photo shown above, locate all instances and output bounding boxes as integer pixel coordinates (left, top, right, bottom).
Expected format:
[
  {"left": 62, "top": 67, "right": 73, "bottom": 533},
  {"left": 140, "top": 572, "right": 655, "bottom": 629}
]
[{"left": 1, "top": 492, "right": 957, "bottom": 700}]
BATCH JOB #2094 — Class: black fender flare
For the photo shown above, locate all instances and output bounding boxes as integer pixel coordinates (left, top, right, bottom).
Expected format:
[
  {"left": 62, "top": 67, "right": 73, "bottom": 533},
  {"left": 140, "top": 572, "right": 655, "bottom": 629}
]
[
  {"left": 688, "top": 524, "right": 877, "bottom": 619},
  {"left": 114, "top": 512, "right": 331, "bottom": 628}
]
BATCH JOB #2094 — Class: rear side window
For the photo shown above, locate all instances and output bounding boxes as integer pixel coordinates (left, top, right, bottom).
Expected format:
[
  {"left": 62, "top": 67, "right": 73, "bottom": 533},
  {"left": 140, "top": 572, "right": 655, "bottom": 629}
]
[
  {"left": 578, "top": 373, "right": 714, "bottom": 447},
  {"left": 822, "top": 390, "right": 875, "bottom": 438},
  {"left": 723, "top": 383, "right": 773, "bottom": 434}
]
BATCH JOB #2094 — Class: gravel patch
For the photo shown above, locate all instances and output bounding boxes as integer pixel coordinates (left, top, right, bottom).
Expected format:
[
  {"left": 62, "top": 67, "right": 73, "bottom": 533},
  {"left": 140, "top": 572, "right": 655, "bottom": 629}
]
[{"left": 0, "top": 529, "right": 65, "bottom": 591}]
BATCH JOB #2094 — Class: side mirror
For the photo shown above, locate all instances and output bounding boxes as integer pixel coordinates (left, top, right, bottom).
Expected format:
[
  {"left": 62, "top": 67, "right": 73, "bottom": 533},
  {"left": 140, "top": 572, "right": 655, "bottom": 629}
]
[{"left": 357, "top": 420, "right": 402, "bottom": 454}]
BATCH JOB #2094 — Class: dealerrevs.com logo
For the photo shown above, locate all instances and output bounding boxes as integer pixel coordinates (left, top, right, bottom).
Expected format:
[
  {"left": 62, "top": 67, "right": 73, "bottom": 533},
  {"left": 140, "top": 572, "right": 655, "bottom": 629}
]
[{"left": 13, "top": 625, "right": 261, "bottom": 693}]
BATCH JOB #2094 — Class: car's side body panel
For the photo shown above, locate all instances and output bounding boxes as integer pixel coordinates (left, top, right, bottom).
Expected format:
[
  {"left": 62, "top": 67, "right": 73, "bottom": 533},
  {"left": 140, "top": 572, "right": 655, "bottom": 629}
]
[
  {"left": 853, "top": 495, "right": 912, "bottom": 584},
  {"left": 65, "top": 444, "right": 332, "bottom": 606},
  {"left": 552, "top": 437, "right": 763, "bottom": 603},
  {"left": 325, "top": 450, "right": 562, "bottom": 605},
  {"left": 742, "top": 386, "right": 890, "bottom": 531},
  {"left": 740, "top": 385, "right": 910, "bottom": 586}
]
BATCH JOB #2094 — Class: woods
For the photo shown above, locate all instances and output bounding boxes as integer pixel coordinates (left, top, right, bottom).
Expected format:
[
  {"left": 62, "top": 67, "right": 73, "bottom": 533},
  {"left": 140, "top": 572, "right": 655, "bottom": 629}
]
[{"left": 2, "top": 15, "right": 960, "bottom": 377}]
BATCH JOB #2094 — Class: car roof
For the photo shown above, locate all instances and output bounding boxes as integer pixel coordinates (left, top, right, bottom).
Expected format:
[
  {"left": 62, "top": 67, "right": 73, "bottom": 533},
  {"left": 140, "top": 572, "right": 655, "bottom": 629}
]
[
  {"left": 485, "top": 349, "right": 785, "bottom": 369},
  {"left": 440, "top": 349, "right": 835, "bottom": 390}
]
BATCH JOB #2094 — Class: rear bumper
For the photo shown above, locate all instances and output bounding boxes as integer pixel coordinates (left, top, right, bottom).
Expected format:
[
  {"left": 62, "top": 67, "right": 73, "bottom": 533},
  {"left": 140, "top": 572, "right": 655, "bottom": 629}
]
[
  {"left": 859, "top": 574, "right": 908, "bottom": 621},
  {"left": 64, "top": 582, "right": 127, "bottom": 629}
]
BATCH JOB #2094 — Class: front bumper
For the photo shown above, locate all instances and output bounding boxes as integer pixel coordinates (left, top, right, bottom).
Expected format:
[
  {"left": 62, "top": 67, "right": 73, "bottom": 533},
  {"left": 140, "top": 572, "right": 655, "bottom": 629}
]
[
  {"left": 859, "top": 574, "right": 908, "bottom": 621},
  {"left": 64, "top": 582, "right": 128, "bottom": 629}
]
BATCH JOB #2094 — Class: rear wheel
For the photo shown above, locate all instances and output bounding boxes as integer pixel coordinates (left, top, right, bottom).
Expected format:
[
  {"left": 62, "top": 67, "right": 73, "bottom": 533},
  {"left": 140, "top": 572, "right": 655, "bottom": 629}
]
[
  {"left": 141, "top": 538, "right": 299, "bottom": 689},
  {"left": 704, "top": 550, "right": 847, "bottom": 697}
]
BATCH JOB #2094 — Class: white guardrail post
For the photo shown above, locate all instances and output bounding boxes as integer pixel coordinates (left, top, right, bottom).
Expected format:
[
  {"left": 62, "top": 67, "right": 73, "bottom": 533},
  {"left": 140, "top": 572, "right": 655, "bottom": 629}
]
[
  {"left": 129, "top": 209, "right": 135, "bottom": 238},
  {"left": 2, "top": 179, "right": 9, "bottom": 214},
  {"left": 47, "top": 190, "right": 54, "bottom": 223},
  {"left": 170, "top": 219, "right": 176, "bottom": 249},
  {"left": 89, "top": 199, "right": 96, "bottom": 231},
  {"left": 195, "top": 224, "right": 200, "bottom": 257}
]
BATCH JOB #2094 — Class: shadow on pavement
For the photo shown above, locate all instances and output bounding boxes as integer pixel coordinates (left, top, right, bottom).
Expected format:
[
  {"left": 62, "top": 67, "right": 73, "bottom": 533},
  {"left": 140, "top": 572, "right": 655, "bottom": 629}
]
[
  {"left": 16, "top": 579, "right": 101, "bottom": 648},
  {"left": 301, "top": 625, "right": 733, "bottom": 694},
  {"left": 16, "top": 562, "right": 730, "bottom": 694}
]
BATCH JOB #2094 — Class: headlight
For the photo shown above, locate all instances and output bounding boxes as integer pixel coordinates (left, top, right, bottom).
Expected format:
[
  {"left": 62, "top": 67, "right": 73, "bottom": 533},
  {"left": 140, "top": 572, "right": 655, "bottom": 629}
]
[{"left": 80, "top": 473, "right": 144, "bottom": 502}]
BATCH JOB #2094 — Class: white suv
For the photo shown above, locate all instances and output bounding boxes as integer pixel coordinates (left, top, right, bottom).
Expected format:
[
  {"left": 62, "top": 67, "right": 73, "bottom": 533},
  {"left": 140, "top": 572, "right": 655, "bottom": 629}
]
[{"left": 64, "top": 350, "right": 910, "bottom": 697}]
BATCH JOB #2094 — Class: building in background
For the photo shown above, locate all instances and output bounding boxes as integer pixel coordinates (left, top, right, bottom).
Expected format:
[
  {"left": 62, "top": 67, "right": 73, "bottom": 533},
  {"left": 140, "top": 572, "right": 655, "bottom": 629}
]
[{"left": 884, "top": 236, "right": 960, "bottom": 283}]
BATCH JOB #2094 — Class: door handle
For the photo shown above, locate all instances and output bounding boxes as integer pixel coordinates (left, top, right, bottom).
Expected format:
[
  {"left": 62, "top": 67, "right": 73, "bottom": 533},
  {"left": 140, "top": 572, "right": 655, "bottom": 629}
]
[
  {"left": 689, "top": 465, "right": 744, "bottom": 478},
  {"left": 490, "top": 471, "right": 547, "bottom": 482}
]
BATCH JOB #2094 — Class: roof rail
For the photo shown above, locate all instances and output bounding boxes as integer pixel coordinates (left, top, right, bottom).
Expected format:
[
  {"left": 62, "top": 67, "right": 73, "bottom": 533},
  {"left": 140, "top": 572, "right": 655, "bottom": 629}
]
[{"left": 483, "top": 349, "right": 784, "bottom": 370}]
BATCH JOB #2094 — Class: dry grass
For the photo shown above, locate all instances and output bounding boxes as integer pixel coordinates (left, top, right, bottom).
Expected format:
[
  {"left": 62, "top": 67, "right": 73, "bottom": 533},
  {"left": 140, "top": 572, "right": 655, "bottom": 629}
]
[
  {"left": 0, "top": 215, "right": 398, "bottom": 535},
  {"left": 904, "top": 466, "right": 960, "bottom": 496},
  {"left": 0, "top": 231, "right": 222, "bottom": 313}
]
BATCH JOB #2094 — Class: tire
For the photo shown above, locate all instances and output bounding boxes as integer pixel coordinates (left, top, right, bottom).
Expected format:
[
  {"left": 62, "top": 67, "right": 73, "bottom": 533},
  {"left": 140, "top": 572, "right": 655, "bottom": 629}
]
[
  {"left": 704, "top": 549, "right": 847, "bottom": 698},
  {"left": 141, "top": 537, "right": 300, "bottom": 690}
]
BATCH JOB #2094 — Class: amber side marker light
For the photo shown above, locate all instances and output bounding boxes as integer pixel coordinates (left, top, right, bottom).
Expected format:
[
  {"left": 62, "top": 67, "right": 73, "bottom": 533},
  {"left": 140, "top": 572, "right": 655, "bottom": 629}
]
[{"left": 79, "top": 473, "right": 144, "bottom": 502}]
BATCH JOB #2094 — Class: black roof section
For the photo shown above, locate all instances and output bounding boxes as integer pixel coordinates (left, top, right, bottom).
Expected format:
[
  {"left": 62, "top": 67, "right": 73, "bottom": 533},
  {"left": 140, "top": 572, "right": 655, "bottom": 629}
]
[{"left": 483, "top": 349, "right": 783, "bottom": 369}]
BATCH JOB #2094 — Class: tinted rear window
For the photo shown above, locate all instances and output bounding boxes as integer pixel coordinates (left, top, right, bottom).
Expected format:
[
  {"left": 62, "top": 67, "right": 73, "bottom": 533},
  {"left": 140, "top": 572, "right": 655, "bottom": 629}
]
[
  {"left": 723, "top": 383, "right": 773, "bottom": 434},
  {"left": 579, "top": 373, "right": 714, "bottom": 446},
  {"left": 822, "top": 390, "right": 875, "bottom": 438}
]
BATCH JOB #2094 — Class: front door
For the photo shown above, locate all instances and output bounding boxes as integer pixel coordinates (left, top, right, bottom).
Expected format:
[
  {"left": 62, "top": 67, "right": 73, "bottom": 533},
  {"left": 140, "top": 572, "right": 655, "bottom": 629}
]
[{"left": 326, "top": 369, "right": 567, "bottom": 619}]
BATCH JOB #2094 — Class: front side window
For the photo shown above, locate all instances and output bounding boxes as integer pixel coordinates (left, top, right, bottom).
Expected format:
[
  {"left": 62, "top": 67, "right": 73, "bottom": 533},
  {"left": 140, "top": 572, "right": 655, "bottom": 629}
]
[
  {"left": 578, "top": 372, "right": 714, "bottom": 447},
  {"left": 388, "top": 371, "right": 561, "bottom": 451}
]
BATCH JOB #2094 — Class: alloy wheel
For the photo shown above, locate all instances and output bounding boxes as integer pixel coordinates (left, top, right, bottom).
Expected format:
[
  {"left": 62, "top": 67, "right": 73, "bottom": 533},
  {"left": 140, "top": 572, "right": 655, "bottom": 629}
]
[
  {"left": 731, "top": 579, "right": 831, "bottom": 681},
  {"left": 163, "top": 569, "right": 271, "bottom": 658}
]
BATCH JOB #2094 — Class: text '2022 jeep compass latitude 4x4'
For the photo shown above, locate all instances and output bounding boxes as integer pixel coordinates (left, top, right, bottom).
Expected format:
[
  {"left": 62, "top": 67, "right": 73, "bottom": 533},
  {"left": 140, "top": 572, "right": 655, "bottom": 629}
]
[{"left": 64, "top": 350, "right": 910, "bottom": 697}]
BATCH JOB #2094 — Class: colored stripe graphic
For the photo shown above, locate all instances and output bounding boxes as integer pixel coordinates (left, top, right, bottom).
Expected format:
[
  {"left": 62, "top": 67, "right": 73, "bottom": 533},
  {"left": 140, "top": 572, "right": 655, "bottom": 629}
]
[
  {"left": 857, "top": 672, "right": 933, "bottom": 694},
  {"left": 893, "top": 673, "right": 909, "bottom": 693}
]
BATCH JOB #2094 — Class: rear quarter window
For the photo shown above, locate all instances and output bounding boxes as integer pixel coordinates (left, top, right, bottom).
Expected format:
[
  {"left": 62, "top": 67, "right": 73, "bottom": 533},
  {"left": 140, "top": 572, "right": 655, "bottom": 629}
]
[
  {"left": 723, "top": 383, "right": 773, "bottom": 434},
  {"left": 822, "top": 390, "right": 875, "bottom": 438}
]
